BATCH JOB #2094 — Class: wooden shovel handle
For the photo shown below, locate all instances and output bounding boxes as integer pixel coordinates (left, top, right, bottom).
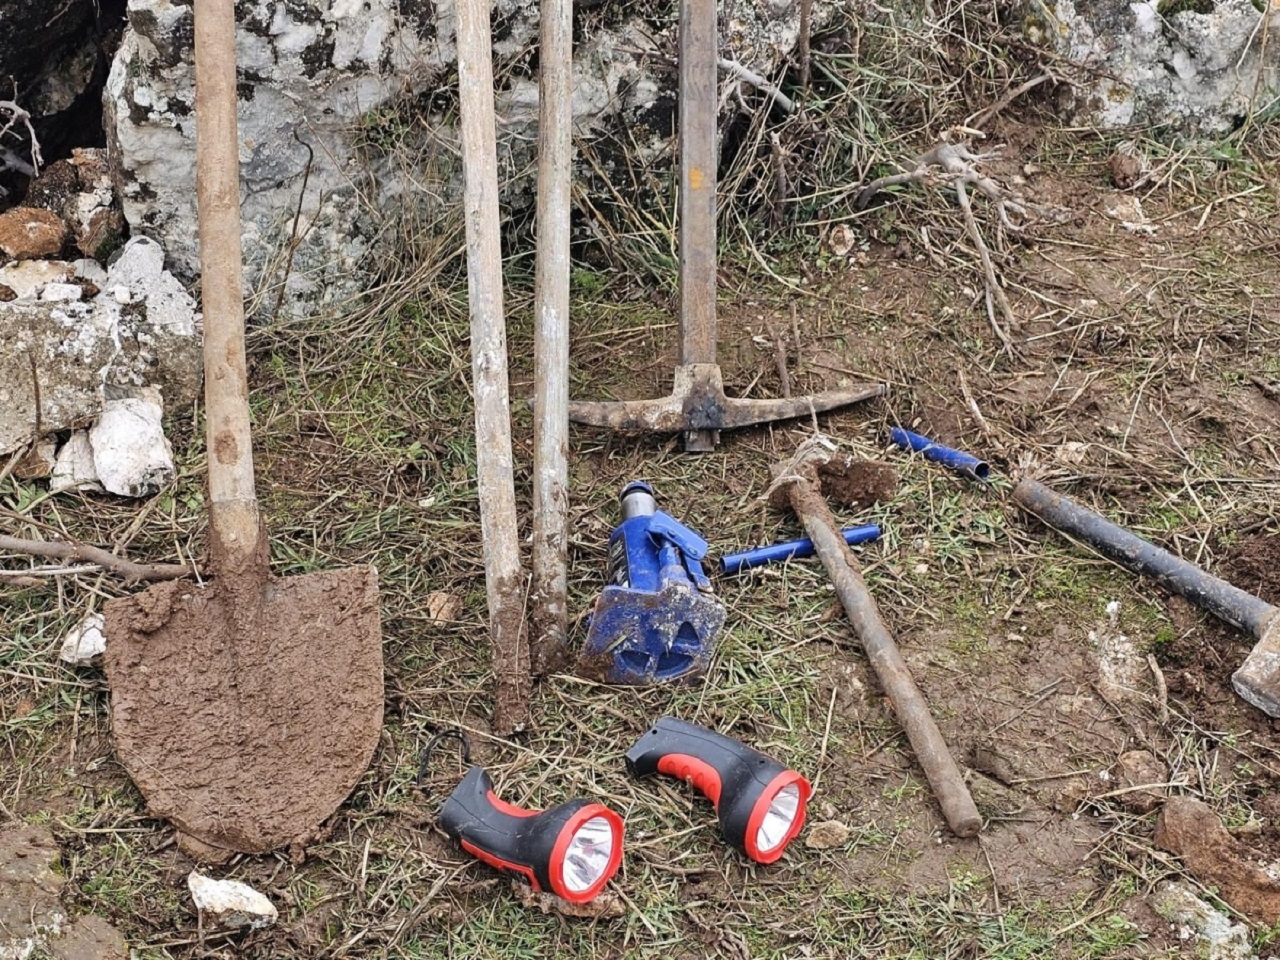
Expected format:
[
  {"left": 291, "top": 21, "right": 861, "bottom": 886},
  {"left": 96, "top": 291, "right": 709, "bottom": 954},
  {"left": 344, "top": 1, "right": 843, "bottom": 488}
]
[{"left": 194, "top": 0, "right": 260, "bottom": 564}]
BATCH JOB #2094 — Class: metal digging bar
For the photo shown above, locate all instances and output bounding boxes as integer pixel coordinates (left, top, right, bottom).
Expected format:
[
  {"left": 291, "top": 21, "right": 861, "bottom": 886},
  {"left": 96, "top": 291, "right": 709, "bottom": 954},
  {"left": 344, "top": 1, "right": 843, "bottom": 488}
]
[{"left": 567, "top": 0, "right": 884, "bottom": 452}]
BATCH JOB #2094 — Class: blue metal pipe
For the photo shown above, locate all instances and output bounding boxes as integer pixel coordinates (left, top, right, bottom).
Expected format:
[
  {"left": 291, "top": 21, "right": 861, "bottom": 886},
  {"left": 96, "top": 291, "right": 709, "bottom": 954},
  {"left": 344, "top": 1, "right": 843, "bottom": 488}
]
[
  {"left": 720, "top": 524, "right": 881, "bottom": 575},
  {"left": 889, "top": 427, "right": 990, "bottom": 481}
]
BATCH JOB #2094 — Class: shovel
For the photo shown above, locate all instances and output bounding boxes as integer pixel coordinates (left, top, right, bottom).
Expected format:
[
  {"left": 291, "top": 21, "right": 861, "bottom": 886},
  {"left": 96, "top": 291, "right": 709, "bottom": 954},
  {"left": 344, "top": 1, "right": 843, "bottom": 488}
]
[{"left": 103, "top": 0, "right": 384, "bottom": 856}]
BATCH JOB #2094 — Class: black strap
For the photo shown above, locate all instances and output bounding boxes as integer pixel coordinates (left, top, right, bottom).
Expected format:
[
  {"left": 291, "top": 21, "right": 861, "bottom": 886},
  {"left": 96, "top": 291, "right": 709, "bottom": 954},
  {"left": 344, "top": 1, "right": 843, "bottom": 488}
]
[{"left": 415, "top": 727, "right": 472, "bottom": 788}]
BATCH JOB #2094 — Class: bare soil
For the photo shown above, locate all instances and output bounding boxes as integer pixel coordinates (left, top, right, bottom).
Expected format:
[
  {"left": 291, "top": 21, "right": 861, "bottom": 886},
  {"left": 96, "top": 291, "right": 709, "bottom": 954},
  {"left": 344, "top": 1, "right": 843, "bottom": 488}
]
[{"left": 817, "top": 453, "right": 899, "bottom": 508}]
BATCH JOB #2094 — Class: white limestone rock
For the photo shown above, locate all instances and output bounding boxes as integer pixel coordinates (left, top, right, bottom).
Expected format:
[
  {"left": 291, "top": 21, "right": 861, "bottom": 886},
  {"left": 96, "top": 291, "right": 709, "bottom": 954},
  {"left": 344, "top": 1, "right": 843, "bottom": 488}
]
[
  {"left": 0, "top": 259, "right": 73, "bottom": 300},
  {"left": 88, "top": 388, "right": 175, "bottom": 498},
  {"left": 188, "top": 873, "right": 278, "bottom": 931},
  {"left": 0, "top": 238, "right": 201, "bottom": 460},
  {"left": 59, "top": 613, "right": 107, "bottom": 666},
  {"left": 1022, "top": 0, "right": 1279, "bottom": 135},
  {"left": 50, "top": 431, "right": 103, "bottom": 494},
  {"left": 104, "top": 0, "right": 824, "bottom": 318},
  {"left": 1151, "top": 881, "right": 1256, "bottom": 960}
]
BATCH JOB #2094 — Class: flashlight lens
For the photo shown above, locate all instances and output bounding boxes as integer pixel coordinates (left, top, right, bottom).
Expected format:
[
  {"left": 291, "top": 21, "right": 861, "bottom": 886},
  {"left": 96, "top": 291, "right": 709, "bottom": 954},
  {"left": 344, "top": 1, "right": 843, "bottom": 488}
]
[
  {"left": 755, "top": 783, "right": 802, "bottom": 854},
  {"left": 562, "top": 815, "right": 617, "bottom": 893}
]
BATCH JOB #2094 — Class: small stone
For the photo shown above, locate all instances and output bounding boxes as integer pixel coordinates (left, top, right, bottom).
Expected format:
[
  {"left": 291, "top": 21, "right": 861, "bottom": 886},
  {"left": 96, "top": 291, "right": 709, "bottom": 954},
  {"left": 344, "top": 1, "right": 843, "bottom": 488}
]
[
  {"left": 50, "top": 431, "right": 103, "bottom": 494},
  {"left": 425, "top": 591, "right": 463, "bottom": 622},
  {"left": 71, "top": 258, "right": 107, "bottom": 284},
  {"left": 828, "top": 223, "right": 855, "bottom": 257},
  {"left": 1109, "top": 153, "right": 1143, "bottom": 189},
  {"left": 14, "top": 438, "right": 57, "bottom": 479},
  {"left": 88, "top": 389, "right": 175, "bottom": 498},
  {"left": 60, "top": 613, "right": 107, "bottom": 665},
  {"left": 805, "top": 820, "right": 851, "bottom": 850},
  {"left": 0, "top": 207, "right": 69, "bottom": 259},
  {"left": 1110, "top": 749, "right": 1169, "bottom": 813},
  {"left": 1150, "top": 881, "right": 1255, "bottom": 960},
  {"left": 1155, "top": 797, "right": 1280, "bottom": 925},
  {"left": 0, "top": 259, "right": 73, "bottom": 299},
  {"left": 188, "top": 872, "right": 278, "bottom": 930},
  {"left": 40, "top": 282, "right": 84, "bottom": 302}
]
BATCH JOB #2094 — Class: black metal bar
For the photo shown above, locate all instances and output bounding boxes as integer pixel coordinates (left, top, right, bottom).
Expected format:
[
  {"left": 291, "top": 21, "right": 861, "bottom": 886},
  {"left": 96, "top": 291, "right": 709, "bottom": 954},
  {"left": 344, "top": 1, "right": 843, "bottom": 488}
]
[{"left": 1013, "top": 478, "right": 1277, "bottom": 638}]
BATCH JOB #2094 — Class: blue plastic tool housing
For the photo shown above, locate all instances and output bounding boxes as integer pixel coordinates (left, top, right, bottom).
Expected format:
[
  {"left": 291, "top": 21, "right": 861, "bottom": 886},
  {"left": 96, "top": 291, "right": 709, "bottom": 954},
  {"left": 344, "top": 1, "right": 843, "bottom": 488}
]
[{"left": 581, "top": 482, "right": 726, "bottom": 684}]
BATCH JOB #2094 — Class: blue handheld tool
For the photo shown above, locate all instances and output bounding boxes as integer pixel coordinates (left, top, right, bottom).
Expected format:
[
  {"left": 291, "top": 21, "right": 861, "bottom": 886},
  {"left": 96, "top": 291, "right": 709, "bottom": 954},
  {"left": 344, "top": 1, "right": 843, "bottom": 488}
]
[
  {"left": 720, "top": 524, "right": 882, "bottom": 575},
  {"left": 579, "top": 482, "right": 726, "bottom": 685}
]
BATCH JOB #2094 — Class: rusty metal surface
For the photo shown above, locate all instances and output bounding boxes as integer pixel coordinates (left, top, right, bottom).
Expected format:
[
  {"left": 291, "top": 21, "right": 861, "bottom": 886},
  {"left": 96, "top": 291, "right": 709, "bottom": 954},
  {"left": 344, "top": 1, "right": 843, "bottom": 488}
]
[
  {"left": 569, "top": 364, "right": 885, "bottom": 437},
  {"left": 1013, "top": 478, "right": 1277, "bottom": 638},
  {"left": 774, "top": 446, "right": 981, "bottom": 838}
]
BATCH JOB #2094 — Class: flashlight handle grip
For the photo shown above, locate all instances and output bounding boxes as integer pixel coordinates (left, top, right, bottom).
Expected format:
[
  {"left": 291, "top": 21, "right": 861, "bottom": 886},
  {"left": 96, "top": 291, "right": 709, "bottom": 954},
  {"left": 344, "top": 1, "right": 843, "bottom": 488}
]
[
  {"left": 656, "top": 754, "right": 724, "bottom": 808},
  {"left": 626, "top": 717, "right": 811, "bottom": 863}
]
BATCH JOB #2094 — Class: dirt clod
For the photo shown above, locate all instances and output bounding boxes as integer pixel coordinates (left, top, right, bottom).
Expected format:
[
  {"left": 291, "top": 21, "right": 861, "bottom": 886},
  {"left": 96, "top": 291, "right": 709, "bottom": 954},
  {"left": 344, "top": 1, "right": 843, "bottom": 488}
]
[
  {"left": 0, "top": 824, "right": 129, "bottom": 960},
  {"left": 1155, "top": 797, "right": 1280, "bottom": 925},
  {"left": 805, "top": 820, "right": 852, "bottom": 849},
  {"left": 817, "top": 453, "right": 898, "bottom": 509},
  {"left": 1109, "top": 750, "right": 1168, "bottom": 813},
  {"left": 425, "top": 591, "right": 463, "bottom": 622},
  {"left": 1229, "top": 532, "right": 1280, "bottom": 606},
  {"left": 0, "top": 207, "right": 68, "bottom": 259},
  {"left": 512, "top": 882, "right": 627, "bottom": 918},
  {"left": 1108, "top": 154, "right": 1142, "bottom": 189}
]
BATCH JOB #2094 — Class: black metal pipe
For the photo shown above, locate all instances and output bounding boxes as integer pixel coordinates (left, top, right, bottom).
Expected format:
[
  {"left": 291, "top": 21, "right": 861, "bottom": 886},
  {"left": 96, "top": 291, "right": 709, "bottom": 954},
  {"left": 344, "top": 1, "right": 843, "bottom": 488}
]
[{"left": 1013, "top": 478, "right": 1277, "bottom": 639}]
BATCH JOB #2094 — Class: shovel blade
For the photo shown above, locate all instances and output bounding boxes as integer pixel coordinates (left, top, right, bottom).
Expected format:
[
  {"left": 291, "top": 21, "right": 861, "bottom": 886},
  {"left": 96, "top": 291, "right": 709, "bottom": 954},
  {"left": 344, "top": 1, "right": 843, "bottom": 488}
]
[{"left": 104, "top": 565, "right": 383, "bottom": 854}]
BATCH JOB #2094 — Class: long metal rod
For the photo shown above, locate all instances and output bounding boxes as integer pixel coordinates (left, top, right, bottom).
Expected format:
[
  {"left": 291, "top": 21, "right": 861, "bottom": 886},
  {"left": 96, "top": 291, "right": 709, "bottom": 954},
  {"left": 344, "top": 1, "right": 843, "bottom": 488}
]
[
  {"left": 530, "top": 0, "right": 572, "bottom": 674},
  {"left": 785, "top": 477, "right": 982, "bottom": 838},
  {"left": 679, "top": 0, "right": 719, "bottom": 450},
  {"left": 1013, "top": 478, "right": 1277, "bottom": 638},
  {"left": 457, "top": 0, "right": 530, "bottom": 733}
]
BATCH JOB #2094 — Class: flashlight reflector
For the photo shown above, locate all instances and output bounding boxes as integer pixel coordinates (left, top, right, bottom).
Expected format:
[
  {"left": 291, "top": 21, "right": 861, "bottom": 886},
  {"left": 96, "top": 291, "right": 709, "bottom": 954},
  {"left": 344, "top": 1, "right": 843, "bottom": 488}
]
[
  {"left": 562, "top": 815, "right": 618, "bottom": 893},
  {"left": 757, "top": 783, "right": 801, "bottom": 853}
]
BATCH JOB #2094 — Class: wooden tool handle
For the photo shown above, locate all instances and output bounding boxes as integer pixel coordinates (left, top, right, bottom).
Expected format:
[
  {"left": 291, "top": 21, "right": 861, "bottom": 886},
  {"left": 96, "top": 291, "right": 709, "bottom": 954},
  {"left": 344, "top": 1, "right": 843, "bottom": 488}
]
[
  {"left": 678, "top": 0, "right": 718, "bottom": 370},
  {"left": 457, "top": 0, "right": 531, "bottom": 733},
  {"left": 194, "top": 0, "right": 260, "bottom": 566},
  {"left": 790, "top": 482, "right": 982, "bottom": 838},
  {"left": 529, "top": 0, "right": 573, "bottom": 672}
]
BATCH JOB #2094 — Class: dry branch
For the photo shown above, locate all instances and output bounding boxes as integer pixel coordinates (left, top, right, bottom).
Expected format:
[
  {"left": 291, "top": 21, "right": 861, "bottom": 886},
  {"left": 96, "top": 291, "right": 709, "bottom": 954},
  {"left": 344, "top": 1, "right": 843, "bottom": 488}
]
[
  {"left": 0, "top": 94, "right": 42, "bottom": 182},
  {"left": 0, "top": 534, "right": 197, "bottom": 582},
  {"left": 856, "top": 141, "right": 1042, "bottom": 353}
]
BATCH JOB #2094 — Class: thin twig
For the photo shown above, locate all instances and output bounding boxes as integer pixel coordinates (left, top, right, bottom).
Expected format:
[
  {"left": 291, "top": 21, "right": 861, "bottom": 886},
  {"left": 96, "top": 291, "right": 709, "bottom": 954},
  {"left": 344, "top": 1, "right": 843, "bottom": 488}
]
[
  {"left": 955, "top": 178, "right": 1015, "bottom": 353},
  {"left": 270, "top": 128, "right": 316, "bottom": 321},
  {"left": 1147, "top": 653, "right": 1170, "bottom": 725},
  {"left": 798, "top": 0, "right": 813, "bottom": 90},
  {"left": 0, "top": 534, "right": 197, "bottom": 582},
  {"left": 766, "top": 320, "right": 791, "bottom": 398},
  {"left": 965, "top": 72, "right": 1055, "bottom": 129},
  {"left": 718, "top": 58, "right": 795, "bottom": 114},
  {"left": 0, "top": 91, "right": 42, "bottom": 176}
]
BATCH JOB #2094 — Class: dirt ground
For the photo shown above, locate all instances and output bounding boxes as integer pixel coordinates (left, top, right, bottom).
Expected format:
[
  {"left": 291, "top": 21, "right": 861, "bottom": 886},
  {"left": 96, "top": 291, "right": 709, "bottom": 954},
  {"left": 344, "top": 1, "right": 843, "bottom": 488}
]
[{"left": 4, "top": 77, "right": 1280, "bottom": 960}]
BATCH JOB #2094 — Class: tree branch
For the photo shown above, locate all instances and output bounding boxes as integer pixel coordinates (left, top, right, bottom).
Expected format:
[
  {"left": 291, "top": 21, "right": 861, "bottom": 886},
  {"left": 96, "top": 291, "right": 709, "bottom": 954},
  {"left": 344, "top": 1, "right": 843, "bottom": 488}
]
[
  {"left": 0, "top": 534, "right": 198, "bottom": 582},
  {"left": 719, "top": 58, "right": 796, "bottom": 114}
]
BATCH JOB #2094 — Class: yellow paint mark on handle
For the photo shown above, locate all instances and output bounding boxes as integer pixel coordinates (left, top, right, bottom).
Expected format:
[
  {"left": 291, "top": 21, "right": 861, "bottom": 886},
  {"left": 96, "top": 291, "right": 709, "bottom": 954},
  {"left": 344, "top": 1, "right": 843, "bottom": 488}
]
[{"left": 689, "top": 167, "right": 704, "bottom": 190}]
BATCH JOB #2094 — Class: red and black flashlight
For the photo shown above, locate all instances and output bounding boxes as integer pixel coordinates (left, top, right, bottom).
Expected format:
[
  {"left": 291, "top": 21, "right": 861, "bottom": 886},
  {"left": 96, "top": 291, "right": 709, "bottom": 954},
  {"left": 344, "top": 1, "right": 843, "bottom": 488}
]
[
  {"left": 425, "top": 732, "right": 625, "bottom": 904},
  {"left": 625, "top": 717, "right": 811, "bottom": 864}
]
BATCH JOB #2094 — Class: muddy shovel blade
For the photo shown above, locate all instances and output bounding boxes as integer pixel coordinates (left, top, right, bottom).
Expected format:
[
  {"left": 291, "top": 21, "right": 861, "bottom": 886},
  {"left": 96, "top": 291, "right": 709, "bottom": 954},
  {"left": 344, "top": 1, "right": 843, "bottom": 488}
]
[{"left": 104, "top": 565, "right": 383, "bottom": 854}]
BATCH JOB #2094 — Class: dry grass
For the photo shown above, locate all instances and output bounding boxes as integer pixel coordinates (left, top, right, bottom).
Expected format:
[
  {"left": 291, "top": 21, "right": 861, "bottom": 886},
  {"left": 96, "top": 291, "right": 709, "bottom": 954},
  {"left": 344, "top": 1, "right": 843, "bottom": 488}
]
[{"left": 4, "top": 1, "right": 1280, "bottom": 957}]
